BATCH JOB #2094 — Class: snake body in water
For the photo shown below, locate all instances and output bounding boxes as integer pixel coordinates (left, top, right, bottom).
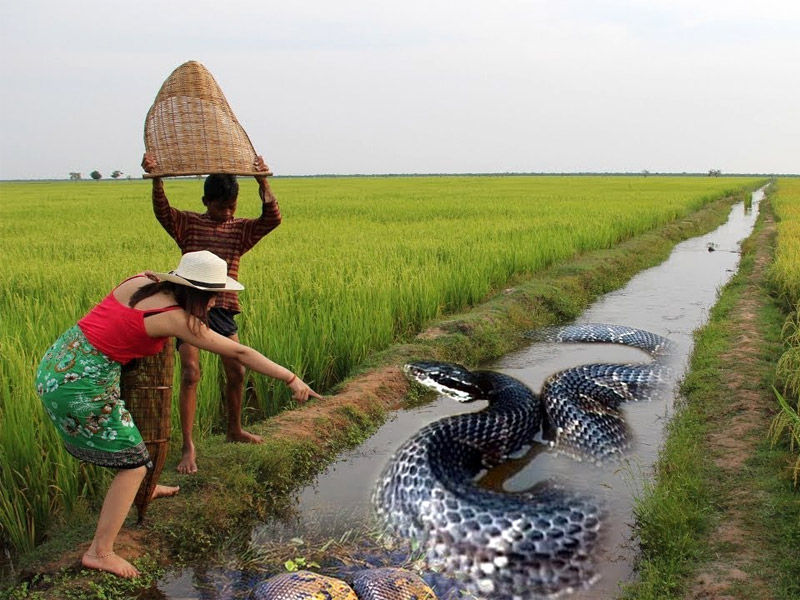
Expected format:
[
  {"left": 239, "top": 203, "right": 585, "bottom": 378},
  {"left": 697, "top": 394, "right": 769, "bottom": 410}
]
[{"left": 254, "top": 324, "right": 673, "bottom": 599}]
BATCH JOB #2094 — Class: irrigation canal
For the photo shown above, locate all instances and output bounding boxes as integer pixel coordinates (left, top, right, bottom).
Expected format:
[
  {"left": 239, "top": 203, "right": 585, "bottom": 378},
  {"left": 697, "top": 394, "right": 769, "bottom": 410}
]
[{"left": 157, "top": 187, "right": 764, "bottom": 599}]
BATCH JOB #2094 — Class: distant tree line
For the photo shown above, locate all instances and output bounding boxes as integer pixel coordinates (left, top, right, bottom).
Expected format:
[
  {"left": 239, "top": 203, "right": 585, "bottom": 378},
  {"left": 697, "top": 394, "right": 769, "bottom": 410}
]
[{"left": 70, "top": 170, "right": 124, "bottom": 181}]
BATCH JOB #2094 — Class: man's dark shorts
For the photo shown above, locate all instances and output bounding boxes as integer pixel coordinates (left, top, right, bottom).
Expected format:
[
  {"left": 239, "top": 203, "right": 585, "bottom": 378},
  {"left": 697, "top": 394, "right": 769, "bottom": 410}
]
[{"left": 176, "top": 307, "right": 238, "bottom": 349}]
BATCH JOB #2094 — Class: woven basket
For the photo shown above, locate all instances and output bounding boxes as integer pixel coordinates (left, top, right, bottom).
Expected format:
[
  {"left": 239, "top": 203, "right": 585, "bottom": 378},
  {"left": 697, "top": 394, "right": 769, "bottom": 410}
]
[
  {"left": 121, "top": 342, "right": 174, "bottom": 522},
  {"left": 143, "top": 60, "right": 270, "bottom": 178}
]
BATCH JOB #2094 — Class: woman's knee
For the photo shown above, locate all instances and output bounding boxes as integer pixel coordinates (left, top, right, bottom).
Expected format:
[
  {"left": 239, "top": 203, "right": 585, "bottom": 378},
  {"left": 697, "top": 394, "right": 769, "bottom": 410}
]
[{"left": 119, "top": 465, "right": 148, "bottom": 482}]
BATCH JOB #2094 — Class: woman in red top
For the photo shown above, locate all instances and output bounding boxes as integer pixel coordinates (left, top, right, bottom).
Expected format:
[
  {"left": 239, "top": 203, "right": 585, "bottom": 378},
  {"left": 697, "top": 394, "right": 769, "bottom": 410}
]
[{"left": 36, "top": 251, "right": 321, "bottom": 578}]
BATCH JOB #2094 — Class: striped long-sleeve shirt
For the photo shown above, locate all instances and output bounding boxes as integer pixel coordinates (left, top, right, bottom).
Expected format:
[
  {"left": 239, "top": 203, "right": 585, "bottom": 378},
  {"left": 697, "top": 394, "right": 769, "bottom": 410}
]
[{"left": 152, "top": 178, "right": 282, "bottom": 312}]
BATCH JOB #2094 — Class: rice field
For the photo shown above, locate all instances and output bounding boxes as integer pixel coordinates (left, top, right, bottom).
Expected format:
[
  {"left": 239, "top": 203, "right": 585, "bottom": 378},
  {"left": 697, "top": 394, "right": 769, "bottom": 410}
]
[
  {"left": 0, "top": 174, "right": 760, "bottom": 554},
  {"left": 769, "top": 179, "right": 800, "bottom": 307},
  {"left": 767, "top": 178, "right": 800, "bottom": 483}
]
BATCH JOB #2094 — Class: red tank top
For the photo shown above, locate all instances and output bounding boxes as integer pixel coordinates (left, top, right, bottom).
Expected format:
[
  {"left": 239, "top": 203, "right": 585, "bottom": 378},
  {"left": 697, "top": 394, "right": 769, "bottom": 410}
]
[{"left": 77, "top": 276, "right": 181, "bottom": 364}]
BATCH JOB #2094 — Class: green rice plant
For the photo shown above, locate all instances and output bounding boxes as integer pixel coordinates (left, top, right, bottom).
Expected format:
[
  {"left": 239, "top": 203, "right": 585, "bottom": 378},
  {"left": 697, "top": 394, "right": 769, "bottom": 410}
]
[
  {"left": 776, "top": 310, "right": 800, "bottom": 394},
  {"left": 767, "top": 178, "right": 800, "bottom": 485},
  {"left": 0, "top": 175, "right": 761, "bottom": 555},
  {"left": 768, "top": 179, "right": 800, "bottom": 308},
  {"left": 770, "top": 388, "right": 800, "bottom": 485}
]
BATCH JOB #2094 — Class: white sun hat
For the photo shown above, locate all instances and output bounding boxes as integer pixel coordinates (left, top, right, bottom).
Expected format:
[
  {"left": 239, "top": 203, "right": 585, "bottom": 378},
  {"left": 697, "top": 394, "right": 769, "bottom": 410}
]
[{"left": 152, "top": 250, "right": 244, "bottom": 291}]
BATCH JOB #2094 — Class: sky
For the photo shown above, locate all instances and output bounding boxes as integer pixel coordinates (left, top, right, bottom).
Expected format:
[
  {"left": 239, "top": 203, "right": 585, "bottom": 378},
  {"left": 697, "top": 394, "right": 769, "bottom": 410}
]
[{"left": 1, "top": 0, "right": 798, "bottom": 180}]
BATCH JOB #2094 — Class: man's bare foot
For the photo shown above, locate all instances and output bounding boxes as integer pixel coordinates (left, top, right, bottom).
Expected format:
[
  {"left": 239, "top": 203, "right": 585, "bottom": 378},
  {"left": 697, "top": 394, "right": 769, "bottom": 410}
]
[
  {"left": 151, "top": 484, "right": 180, "bottom": 500},
  {"left": 227, "top": 430, "right": 263, "bottom": 444},
  {"left": 176, "top": 446, "right": 197, "bottom": 474},
  {"left": 82, "top": 550, "right": 140, "bottom": 578}
]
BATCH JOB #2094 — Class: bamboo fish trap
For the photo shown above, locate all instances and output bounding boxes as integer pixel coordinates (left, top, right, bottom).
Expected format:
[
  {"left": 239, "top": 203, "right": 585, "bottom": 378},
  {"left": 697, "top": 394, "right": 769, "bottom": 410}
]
[
  {"left": 121, "top": 342, "right": 174, "bottom": 522},
  {"left": 143, "top": 60, "right": 270, "bottom": 177}
]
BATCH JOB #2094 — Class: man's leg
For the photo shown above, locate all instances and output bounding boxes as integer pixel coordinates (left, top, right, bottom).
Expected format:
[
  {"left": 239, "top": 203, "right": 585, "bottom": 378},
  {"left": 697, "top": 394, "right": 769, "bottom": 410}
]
[
  {"left": 221, "top": 333, "right": 263, "bottom": 444},
  {"left": 177, "top": 342, "right": 202, "bottom": 474}
]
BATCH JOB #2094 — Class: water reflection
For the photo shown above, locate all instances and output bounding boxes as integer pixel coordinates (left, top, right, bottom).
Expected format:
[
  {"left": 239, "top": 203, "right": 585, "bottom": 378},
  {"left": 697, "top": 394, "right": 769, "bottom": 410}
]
[{"left": 156, "top": 568, "right": 264, "bottom": 600}]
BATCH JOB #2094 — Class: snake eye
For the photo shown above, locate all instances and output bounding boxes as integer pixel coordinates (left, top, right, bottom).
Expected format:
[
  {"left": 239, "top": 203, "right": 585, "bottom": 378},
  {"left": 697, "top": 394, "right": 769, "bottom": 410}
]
[{"left": 403, "top": 362, "right": 483, "bottom": 401}]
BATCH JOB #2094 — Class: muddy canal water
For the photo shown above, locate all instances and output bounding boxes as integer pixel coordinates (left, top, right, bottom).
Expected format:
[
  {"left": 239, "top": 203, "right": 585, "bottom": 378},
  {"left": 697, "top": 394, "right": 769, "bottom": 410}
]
[{"left": 158, "top": 188, "right": 763, "bottom": 599}]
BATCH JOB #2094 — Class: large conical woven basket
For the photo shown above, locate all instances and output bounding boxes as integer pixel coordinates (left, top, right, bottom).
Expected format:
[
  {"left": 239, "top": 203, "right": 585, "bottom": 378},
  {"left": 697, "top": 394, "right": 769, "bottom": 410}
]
[
  {"left": 143, "top": 60, "right": 270, "bottom": 177},
  {"left": 121, "top": 342, "right": 174, "bottom": 522}
]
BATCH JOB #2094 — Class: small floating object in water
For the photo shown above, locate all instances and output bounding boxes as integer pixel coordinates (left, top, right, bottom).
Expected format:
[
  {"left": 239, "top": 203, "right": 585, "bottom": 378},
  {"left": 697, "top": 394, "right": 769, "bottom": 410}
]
[{"left": 707, "top": 242, "right": 718, "bottom": 252}]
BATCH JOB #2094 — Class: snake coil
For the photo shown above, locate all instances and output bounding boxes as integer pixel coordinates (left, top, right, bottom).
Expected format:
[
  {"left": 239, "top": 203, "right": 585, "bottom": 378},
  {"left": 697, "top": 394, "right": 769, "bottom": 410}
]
[
  {"left": 254, "top": 324, "right": 672, "bottom": 599},
  {"left": 372, "top": 323, "right": 673, "bottom": 598}
]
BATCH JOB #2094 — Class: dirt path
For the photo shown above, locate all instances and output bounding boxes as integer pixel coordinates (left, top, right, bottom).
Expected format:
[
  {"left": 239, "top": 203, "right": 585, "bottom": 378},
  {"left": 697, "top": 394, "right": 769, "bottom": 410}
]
[{"left": 686, "top": 204, "right": 777, "bottom": 599}]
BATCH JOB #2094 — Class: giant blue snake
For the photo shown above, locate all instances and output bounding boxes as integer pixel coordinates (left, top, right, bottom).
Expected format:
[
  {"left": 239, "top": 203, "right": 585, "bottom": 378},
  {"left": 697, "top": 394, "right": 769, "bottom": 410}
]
[{"left": 254, "top": 324, "right": 673, "bottom": 599}]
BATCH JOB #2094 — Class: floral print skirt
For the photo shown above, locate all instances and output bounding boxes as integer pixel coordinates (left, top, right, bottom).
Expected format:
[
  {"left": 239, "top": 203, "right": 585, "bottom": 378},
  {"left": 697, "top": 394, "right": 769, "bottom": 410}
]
[{"left": 36, "top": 325, "right": 152, "bottom": 469}]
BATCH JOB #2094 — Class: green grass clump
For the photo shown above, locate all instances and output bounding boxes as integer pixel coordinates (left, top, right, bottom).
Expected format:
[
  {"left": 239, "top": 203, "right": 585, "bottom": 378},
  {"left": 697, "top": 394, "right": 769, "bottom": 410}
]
[{"left": 624, "top": 272, "right": 740, "bottom": 599}]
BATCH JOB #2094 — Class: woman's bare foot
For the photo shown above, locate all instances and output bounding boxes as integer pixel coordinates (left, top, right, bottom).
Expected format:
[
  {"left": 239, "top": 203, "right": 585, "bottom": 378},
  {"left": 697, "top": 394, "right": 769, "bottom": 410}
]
[
  {"left": 176, "top": 446, "right": 197, "bottom": 474},
  {"left": 151, "top": 484, "right": 180, "bottom": 500},
  {"left": 227, "top": 429, "right": 264, "bottom": 444},
  {"left": 82, "top": 550, "right": 140, "bottom": 578}
]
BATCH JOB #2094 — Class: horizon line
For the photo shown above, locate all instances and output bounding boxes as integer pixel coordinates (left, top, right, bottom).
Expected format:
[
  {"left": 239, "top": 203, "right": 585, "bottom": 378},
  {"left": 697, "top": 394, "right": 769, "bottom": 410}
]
[{"left": 1, "top": 170, "right": 796, "bottom": 182}]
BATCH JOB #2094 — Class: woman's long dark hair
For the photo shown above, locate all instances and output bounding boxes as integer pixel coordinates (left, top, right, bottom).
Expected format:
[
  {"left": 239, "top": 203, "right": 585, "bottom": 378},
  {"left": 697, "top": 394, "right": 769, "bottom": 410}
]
[{"left": 128, "top": 281, "right": 216, "bottom": 335}]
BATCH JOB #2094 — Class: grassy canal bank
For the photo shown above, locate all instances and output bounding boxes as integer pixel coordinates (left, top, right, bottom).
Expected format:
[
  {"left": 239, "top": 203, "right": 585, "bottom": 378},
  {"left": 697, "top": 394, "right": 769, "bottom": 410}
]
[
  {"left": 623, "top": 185, "right": 800, "bottom": 600},
  {"left": 2, "top": 183, "right": 774, "bottom": 599}
]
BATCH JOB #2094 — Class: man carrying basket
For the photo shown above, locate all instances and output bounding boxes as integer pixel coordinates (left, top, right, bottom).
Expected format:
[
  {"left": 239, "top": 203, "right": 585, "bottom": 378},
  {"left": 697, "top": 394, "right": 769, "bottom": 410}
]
[{"left": 142, "top": 153, "right": 281, "bottom": 474}]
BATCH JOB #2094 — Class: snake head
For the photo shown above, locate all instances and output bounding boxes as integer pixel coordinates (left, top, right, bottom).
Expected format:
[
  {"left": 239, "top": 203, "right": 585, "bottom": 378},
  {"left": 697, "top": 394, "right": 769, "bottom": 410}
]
[{"left": 403, "top": 361, "right": 484, "bottom": 402}]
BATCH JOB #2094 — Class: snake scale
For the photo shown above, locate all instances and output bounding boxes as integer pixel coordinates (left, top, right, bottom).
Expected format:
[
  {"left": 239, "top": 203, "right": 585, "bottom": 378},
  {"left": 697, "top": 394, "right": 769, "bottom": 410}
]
[{"left": 254, "top": 324, "right": 673, "bottom": 600}]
